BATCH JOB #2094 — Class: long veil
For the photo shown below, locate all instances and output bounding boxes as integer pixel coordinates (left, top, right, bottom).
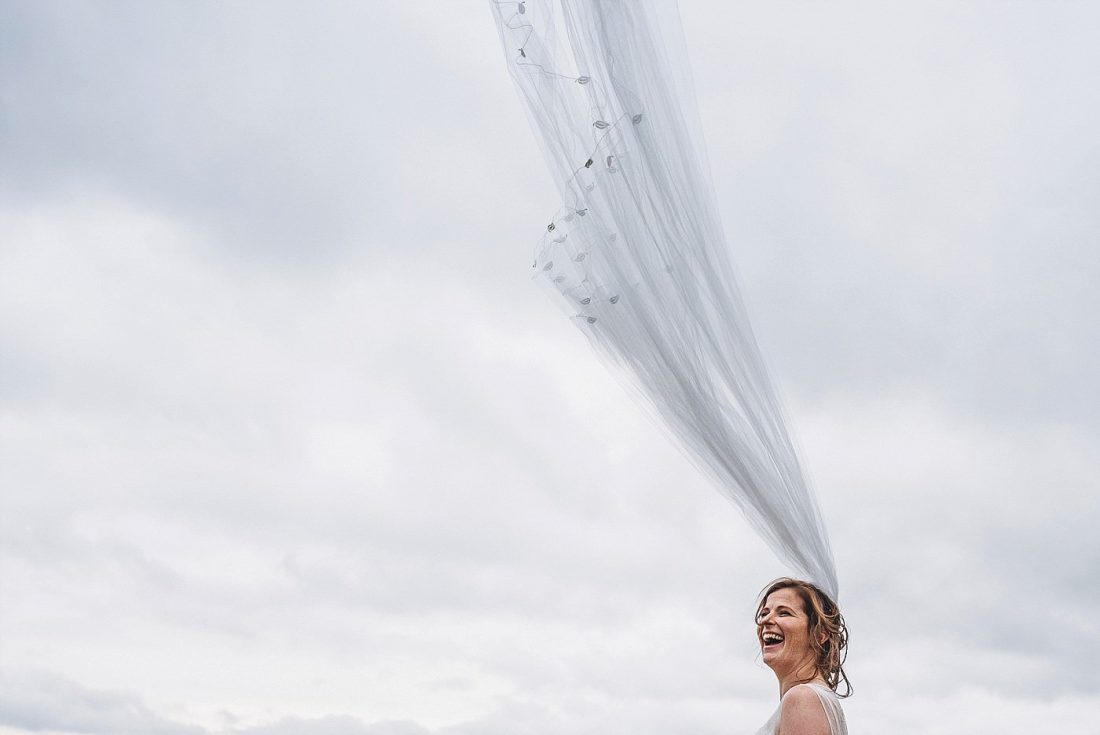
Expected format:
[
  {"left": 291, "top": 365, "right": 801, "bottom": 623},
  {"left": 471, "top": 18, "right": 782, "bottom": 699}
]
[{"left": 487, "top": 0, "right": 839, "bottom": 601}]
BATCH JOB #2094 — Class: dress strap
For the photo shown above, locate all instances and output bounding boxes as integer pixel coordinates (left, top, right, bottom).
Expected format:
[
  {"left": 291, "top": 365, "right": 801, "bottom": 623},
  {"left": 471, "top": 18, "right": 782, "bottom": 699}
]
[{"left": 801, "top": 684, "right": 848, "bottom": 735}]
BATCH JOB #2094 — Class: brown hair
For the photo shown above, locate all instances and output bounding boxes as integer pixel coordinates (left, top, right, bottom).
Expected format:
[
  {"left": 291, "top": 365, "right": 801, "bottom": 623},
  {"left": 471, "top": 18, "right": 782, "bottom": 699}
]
[{"left": 755, "top": 577, "right": 852, "bottom": 697}]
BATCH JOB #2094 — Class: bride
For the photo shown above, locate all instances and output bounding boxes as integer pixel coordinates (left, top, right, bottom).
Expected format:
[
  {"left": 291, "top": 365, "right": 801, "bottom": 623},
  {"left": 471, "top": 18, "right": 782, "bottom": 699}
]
[
  {"left": 754, "top": 578, "right": 851, "bottom": 735},
  {"left": 484, "top": 5, "right": 852, "bottom": 727}
]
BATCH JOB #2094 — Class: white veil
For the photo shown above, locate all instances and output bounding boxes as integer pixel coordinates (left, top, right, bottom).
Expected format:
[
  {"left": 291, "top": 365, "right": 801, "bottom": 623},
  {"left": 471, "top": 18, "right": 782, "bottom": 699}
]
[{"left": 487, "top": 0, "right": 839, "bottom": 602}]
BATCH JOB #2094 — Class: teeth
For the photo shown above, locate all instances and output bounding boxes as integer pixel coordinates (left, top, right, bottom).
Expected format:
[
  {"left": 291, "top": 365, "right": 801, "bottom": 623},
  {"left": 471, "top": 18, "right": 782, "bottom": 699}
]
[{"left": 762, "top": 633, "right": 783, "bottom": 645}]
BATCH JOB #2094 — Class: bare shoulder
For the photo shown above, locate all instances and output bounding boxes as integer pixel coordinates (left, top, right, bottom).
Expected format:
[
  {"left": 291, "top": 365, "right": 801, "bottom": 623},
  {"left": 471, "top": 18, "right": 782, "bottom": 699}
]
[{"left": 778, "top": 685, "right": 830, "bottom": 735}]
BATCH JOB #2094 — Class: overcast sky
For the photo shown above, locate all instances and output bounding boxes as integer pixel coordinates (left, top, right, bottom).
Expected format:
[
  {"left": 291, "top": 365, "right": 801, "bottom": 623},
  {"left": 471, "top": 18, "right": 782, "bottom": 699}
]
[{"left": 1, "top": 1, "right": 1098, "bottom": 734}]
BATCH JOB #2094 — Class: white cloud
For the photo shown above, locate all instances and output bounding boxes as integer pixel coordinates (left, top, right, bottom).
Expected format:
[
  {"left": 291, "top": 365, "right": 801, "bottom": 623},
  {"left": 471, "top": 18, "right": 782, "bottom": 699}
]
[{"left": 234, "top": 715, "right": 430, "bottom": 735}]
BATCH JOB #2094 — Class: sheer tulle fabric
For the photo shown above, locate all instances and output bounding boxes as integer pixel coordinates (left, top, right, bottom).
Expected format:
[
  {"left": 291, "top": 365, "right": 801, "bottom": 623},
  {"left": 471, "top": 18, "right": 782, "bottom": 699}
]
[
  {"left": 756, "top": 685, "right": 848, "bottom": 735},
  {"left": 487, "top": 0, "right": 838, "bottom": 601}
]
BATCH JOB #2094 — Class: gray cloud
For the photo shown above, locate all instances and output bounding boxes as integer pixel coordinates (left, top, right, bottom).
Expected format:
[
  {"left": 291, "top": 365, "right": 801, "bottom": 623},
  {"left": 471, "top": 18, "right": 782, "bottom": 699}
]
[
  {"left": 0, "top": 669, "right": 203, "bottom": 735},
  {"left": 685, "top": 2, "right": 1100, "bottom": 426},
  {"left": 1, "top": 1, "right": 1098, "bottom": 734},
  {"left": 0, "top": 1, "right": 528, "bottom": 270}
]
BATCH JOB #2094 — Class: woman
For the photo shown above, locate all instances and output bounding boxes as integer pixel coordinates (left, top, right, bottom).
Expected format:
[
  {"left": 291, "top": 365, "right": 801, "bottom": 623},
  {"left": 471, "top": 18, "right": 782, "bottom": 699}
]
[{"left": 754, "top": 578, "right": 851, "bottom": 735}]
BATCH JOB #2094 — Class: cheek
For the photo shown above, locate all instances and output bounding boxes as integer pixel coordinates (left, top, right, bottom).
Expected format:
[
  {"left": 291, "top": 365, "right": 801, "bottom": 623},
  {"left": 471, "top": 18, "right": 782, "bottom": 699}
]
[{"left": 784, "top": 622, "right": 810, "bottom": 644}]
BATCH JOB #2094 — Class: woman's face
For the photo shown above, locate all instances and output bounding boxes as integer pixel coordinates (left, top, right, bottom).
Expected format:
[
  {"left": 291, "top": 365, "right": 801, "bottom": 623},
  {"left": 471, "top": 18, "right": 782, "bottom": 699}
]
[{"left": 756, "top": 587, "right": 816, "bottom": 674}]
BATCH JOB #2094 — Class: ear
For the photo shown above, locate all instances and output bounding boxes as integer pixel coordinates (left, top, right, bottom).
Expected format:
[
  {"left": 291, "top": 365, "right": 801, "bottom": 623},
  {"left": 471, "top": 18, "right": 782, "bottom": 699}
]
[{"left": 817, "top": 629, "right": 828, "bottom": 646}]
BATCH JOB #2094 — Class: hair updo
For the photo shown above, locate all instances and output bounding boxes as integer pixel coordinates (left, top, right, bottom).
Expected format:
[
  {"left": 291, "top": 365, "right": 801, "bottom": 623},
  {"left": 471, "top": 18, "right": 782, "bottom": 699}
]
[{"left": 756, "top": 577, "right": 852, "bottom": 697}]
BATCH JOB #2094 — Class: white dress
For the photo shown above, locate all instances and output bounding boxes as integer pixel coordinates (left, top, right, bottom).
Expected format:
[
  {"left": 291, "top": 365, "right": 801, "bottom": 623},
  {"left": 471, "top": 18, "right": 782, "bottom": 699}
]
[{"left": 755, "top": 683, "right": 848, "bottom": 735}]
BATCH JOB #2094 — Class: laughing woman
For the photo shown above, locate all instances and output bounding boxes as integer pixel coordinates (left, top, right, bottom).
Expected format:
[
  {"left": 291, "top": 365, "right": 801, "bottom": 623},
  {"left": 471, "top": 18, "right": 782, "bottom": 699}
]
[{"left": 754, "top": 578, "right": 851, "bottom": 735}]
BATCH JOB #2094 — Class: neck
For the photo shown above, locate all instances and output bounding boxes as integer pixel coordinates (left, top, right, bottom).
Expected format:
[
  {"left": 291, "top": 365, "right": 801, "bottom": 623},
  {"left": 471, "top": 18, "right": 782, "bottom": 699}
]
[{"left": 775, "top": 661, "right": 824, "bottom": 698}]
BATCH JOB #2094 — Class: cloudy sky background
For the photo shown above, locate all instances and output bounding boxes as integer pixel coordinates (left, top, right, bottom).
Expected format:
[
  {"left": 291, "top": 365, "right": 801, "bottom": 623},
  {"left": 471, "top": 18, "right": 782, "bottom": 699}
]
[{"left": 2, "top": 1, "right": 1098, "bottom": 734}]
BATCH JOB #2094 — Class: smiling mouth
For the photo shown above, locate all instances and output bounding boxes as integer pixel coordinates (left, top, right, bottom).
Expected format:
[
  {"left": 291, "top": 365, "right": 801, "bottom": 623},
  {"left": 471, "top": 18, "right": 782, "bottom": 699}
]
[{"left": 761, "top": 632, "right": 784, "bottom": 649}]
